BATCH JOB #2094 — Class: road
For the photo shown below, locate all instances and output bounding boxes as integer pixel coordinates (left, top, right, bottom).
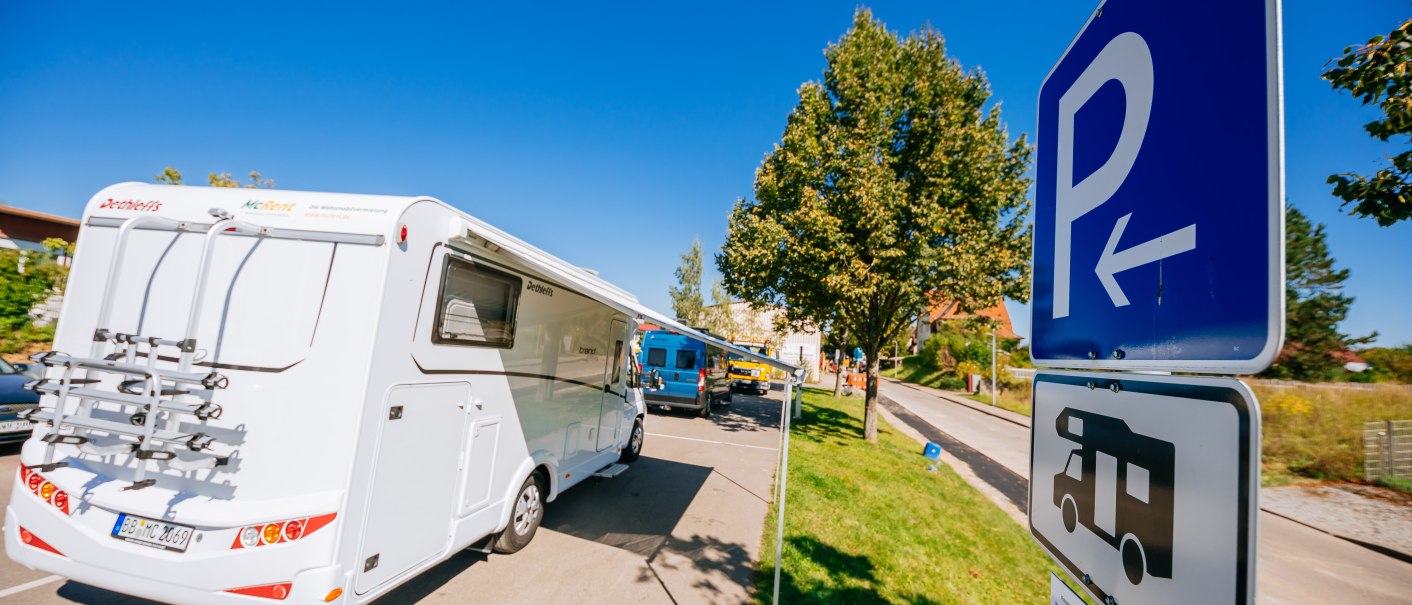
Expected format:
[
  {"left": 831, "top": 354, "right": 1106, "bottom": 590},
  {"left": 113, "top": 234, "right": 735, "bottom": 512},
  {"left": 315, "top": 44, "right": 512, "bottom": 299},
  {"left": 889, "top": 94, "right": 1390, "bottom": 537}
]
[
  {"left": 878, "top": 377, "right": 1412, "bottom": 605},
  {"left": 0, "top": 392, "right": 787, "bottom": 604}
]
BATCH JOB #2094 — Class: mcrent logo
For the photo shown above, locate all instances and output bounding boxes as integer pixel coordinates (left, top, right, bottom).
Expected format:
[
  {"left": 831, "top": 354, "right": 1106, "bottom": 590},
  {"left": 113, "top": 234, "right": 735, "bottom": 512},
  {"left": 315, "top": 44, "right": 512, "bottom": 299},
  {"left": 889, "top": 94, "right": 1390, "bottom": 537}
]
[
  {"left": 241, "top": 200, "right": 296, "bottom": 213},
  {"left": 99, "top": 198, "right": 162, "bottom": 212}
]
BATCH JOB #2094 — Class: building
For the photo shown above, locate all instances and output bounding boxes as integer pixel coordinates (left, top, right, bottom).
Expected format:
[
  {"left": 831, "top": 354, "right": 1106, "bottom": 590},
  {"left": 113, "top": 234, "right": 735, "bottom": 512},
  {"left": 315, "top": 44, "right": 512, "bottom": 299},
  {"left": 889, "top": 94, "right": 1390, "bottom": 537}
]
[
  {"left": 0, "top": 204, "right": 80, "bottom": 252},
  {"left": 704, "top": 301, "right": 822, "bottom": 382},
  {"left": 913, "top": 298, "right": 1016, "bottom": 349}
]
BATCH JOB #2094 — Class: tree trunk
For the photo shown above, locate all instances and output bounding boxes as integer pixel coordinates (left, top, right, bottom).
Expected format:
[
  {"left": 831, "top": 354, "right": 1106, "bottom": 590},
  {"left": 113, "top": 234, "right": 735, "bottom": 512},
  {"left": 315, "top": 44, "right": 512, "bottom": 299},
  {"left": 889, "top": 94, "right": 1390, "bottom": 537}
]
[
  {"left": 862, "top": 355, "right": 880, "bottom": 442},
  {"left": 833, "top": 359, "right": 844, "bottom": 398}
]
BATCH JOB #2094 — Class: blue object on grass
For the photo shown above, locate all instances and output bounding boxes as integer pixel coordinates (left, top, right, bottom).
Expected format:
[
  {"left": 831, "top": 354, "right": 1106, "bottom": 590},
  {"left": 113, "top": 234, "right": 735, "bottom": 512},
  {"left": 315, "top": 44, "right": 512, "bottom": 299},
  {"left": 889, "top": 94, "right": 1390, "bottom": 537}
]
[{"left": 923, "top": 442, "right": 942, "bottom": 461}]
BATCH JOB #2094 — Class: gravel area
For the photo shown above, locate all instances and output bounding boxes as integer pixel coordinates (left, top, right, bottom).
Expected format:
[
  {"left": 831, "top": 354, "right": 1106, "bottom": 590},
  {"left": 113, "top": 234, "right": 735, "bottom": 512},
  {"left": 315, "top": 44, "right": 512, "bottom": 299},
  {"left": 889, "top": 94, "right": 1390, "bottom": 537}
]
[{"left": 1262, "top": 483, "right": 1412, "bottom": 558}]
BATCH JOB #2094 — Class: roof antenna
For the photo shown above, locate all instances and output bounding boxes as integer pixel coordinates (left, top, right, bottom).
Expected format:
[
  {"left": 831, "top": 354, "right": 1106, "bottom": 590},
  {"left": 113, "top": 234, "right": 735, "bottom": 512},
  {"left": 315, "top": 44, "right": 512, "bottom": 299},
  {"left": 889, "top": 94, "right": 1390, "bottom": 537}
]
[{"left": 208, "top": 208, "right": 233, "bottom": 220}]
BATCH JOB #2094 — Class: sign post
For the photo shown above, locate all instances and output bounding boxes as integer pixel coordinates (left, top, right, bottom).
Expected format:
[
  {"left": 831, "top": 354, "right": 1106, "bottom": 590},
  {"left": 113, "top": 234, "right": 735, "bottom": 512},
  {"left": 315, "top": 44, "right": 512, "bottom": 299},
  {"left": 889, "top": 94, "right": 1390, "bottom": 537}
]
[{"left": 1028, "top": 1, "right": 1283, "bottom": 604}]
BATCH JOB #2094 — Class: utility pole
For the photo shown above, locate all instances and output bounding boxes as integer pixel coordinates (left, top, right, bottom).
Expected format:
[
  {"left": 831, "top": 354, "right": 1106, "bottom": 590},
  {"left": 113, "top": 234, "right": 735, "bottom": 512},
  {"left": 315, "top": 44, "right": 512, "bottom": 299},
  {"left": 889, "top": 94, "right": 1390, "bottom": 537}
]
[{"left": 990, "top": 332, "right": 997, "bottom": 407}]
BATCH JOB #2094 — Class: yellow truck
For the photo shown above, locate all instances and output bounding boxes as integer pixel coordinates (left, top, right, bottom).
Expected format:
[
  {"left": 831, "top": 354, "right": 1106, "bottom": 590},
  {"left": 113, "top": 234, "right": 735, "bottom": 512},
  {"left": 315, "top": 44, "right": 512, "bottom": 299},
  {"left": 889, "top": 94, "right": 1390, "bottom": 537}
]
[{"left": 727, "top": 339, "right": 774, "bottom": 396}]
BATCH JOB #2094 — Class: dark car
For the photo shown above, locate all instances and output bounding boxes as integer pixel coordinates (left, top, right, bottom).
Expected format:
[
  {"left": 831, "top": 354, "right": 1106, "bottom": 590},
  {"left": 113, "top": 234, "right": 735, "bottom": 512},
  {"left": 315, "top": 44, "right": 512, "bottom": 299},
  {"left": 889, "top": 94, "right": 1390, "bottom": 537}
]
[{"left": 0, "top": 359, "right": 39, "bottom": 443}]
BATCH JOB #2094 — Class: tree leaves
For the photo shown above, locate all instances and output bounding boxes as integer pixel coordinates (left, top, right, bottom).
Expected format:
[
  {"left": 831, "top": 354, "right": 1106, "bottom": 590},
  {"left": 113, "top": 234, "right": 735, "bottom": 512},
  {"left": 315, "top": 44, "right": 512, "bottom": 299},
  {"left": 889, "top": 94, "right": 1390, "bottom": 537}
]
[
  {"left": 719, "top": 9, "right": 1032, "bottom": 440},
  {"left": 1261, "top": 205, "right": 1376, "bottom": 381},
  {"left": 1323, "top": 18, "right": 1412, "bottom": 225},
  {"left": 669, "top": 237, "right": 705, "bottom": 326}
]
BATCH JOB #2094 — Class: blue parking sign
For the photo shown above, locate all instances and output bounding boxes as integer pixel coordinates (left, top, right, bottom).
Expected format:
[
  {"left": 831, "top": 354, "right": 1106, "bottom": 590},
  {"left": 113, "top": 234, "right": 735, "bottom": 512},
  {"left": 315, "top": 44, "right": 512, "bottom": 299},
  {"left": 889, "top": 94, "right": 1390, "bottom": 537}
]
[{"left": 1030, "top": 0, "right": 1284, "bottom": 374}]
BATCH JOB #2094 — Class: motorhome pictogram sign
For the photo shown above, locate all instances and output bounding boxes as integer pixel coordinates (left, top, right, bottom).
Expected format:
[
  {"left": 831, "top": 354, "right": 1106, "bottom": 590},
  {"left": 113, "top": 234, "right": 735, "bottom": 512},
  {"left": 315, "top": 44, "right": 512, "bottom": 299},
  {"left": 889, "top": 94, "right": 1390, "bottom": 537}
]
[{"left": 1029, "top": 370, "right": 1259, "bottom": 605}]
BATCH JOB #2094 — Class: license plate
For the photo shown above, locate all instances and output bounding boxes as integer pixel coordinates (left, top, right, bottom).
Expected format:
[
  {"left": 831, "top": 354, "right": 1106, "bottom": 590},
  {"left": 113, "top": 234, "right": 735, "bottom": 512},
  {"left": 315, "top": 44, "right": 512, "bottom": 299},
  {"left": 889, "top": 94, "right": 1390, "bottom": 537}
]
[
  {"left": 111, "top": 513, "right": 194, "bottom": 553},
  {"left": 0, "top": 420, "right": 30, "bottom": 433}
]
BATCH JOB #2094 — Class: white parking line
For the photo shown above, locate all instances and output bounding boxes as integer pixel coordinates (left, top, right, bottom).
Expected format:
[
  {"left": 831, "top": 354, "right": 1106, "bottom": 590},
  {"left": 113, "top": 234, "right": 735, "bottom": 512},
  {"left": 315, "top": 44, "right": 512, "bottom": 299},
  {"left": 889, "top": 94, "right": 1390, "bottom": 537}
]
[
  {"left": 647, "top": 432, "right": 778, "bottom": 451},
  {"left": 0, "top": 574, "right": 63, "bottom": 599}
]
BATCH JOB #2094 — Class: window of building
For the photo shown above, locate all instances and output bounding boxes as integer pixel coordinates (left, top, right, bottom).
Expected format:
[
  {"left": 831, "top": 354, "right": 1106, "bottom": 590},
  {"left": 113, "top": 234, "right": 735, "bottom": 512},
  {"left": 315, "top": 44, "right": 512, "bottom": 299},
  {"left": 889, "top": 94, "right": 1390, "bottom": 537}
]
[{"left": 434, "top": 256, "right": 520, "bottom": 348}]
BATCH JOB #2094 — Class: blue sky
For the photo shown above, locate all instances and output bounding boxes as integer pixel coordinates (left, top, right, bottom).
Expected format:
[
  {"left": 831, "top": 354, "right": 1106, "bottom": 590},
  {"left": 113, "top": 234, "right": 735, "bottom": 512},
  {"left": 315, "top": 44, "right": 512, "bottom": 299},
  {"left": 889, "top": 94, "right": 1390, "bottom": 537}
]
[{"left": 2, "top": 1, "right": 1408, "bottom": 346}]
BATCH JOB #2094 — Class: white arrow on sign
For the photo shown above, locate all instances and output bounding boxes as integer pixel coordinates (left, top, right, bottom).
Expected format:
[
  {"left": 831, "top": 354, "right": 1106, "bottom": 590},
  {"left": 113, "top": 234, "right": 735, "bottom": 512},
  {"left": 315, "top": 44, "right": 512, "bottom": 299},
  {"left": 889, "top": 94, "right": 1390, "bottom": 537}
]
[{"left": 1096, "top": 213, "right": 1197, "bottom": 307}]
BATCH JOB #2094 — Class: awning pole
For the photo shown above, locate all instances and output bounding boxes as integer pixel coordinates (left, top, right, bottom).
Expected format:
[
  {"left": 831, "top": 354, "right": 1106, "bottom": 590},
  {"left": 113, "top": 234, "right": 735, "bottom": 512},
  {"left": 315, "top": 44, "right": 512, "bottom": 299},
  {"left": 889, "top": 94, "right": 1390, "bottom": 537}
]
[{"left": 773, "top": 377, "right": 794, "bottom": 605}]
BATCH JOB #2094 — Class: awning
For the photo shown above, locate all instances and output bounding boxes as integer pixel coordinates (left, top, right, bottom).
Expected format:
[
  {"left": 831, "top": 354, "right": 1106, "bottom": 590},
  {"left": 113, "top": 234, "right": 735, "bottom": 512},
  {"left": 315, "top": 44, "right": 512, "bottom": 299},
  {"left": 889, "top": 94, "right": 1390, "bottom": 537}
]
[{"left": 448, "top": 218, "right": 802, "bottom": 376}]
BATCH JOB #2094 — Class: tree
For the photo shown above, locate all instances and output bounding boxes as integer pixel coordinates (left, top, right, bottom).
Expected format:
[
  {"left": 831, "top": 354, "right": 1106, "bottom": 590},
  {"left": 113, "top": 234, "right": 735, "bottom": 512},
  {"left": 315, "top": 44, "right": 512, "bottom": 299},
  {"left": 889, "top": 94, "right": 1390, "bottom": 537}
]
[
  {"left": 719, "top": 10, "right": 1031, "bottom": 441},
  {"left": 702, "top": 279, "right": 740, "bottom": 338},
  {"left": 1323, "top": 18, "right": 1412, "bottom": 226},
  {"left": 155, "top": 167, "right": 276, "bottom": 189},
  {"left": 1361, "top": 345, "right": 1412, "bottom": 383},
  {"left": 669, "top": 237, "right": 705, "bottom": 327},
  {"left": 1262, "top": 205, "right": 1376, "bottom": 380}
]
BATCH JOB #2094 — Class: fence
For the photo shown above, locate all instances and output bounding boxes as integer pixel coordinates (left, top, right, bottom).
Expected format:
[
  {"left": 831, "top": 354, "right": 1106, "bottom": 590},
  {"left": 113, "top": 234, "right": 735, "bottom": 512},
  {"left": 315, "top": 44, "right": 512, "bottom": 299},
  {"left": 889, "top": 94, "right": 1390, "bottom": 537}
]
[{"left": 1364, "top": 420, "right": 1412, "bottom": 482}]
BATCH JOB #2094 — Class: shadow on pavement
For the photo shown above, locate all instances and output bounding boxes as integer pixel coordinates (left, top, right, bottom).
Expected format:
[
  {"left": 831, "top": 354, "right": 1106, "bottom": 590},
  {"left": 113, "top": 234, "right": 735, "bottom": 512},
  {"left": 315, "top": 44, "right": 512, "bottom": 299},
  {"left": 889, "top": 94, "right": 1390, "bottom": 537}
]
[
  {"left": 710, "top": 393, "right": 782, "bottom": 434},
  {"left": 56, "top": 582, "right": 162, "bottom": 604},
  {"left": 542, "top": 455, "right": 712, "bottom": 557},
  {"left": 372, "top": 550, "right": 487, "bottom": 604},
  {"left": 647, "top": 532, "right": 757, "bottom": 600}
]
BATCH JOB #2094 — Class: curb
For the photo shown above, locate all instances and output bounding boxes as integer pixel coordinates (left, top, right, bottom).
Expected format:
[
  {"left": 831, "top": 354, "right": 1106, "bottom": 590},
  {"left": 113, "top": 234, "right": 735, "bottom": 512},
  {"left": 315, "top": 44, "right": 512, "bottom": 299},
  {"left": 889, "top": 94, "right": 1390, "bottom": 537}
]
[
  {"left": 1259, "top": 507, "right": 1412, "bottom": 565},
  {"left": 881, "top": 377, "right": 1031, "bottom": 429}
]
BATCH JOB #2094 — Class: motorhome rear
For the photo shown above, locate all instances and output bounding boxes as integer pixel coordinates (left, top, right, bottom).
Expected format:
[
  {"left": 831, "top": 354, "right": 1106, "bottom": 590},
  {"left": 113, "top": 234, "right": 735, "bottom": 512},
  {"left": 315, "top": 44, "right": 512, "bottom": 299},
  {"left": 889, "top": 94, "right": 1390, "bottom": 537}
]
[
  {"left": 638, "top": 330, "right": 728, "bottom": 417},
  {"left": 5, "top": 183, "right": 667, "bottom": 603}
]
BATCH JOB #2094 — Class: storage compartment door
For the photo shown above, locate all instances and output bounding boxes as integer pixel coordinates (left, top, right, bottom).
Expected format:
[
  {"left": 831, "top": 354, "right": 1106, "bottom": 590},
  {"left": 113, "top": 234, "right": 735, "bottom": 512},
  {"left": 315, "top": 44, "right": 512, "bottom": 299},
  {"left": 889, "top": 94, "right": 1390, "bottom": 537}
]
[
  {"left": 458, "top": 417, "right": 500, "bottom": 516},
  {"left": 356, "top": 383, "right": 470, "bottom": 594}
]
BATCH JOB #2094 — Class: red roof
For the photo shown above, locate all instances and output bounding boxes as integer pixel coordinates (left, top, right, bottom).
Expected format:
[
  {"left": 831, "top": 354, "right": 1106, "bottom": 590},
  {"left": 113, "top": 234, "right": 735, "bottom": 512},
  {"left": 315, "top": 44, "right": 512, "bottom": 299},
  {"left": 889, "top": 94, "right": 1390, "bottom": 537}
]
[{"left": 922, "top": 297, "right": 1016, "bottom": 339}]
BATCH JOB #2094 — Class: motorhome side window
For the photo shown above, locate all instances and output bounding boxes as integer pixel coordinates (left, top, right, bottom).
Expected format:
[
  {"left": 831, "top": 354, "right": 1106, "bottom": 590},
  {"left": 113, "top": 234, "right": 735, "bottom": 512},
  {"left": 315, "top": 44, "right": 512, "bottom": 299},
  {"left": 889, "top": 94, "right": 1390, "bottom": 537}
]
[{"left": 434, "top": 257, "right": 520, "bottom": 348}]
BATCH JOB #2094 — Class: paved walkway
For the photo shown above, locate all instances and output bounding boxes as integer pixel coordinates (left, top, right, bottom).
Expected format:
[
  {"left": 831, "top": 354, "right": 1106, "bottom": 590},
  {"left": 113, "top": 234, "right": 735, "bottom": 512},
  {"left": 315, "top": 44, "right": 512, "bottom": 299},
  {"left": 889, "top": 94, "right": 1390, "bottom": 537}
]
[
  {"left": 874, "top": 376, "right": 1412, "bottom": 605},
  {"left": 0, "top": 393, "right": 788, "bottom": 604}
]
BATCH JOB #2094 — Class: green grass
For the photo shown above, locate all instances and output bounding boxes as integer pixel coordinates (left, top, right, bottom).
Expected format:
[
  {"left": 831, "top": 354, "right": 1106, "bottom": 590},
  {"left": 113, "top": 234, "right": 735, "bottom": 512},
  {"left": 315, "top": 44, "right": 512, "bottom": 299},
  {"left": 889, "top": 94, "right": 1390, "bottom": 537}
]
[
  {"left": 963, "top": 381, "right": 1033, "bottom": 418},
  {"left": 1256, "top": 384, "right": 1412, "bottom": 489},
  {"left": 886, "top": 355, "right": 1033, "bottom": 417},
  {"left": 883, "top": 355, "right": 965, "bottom": 390},
  {"left": 755, "top": 388, "right": 1083, "bottom": 604},
  {"left": 1379, "top": 477, "right": 1412, "bottom": 493}
]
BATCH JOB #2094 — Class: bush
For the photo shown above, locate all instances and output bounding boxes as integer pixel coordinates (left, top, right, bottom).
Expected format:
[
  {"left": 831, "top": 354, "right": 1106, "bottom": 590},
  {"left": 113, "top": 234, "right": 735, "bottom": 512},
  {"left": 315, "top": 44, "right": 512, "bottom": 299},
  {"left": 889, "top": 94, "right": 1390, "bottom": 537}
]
[
  {"left": 955, "top": 360, "right": 982, "bottom": 380},
  {"left": 921, "top": 332, "right": 990, "bottom": 372},
  {"left": 1362, "top": 346, "right": 1412, "bottom": 383},
  {"left": 1257, "top": 384, "right": 1412, "bottom": 483},
  {"left": 0, "top": 247, "right": 67, "bottom": 355}
]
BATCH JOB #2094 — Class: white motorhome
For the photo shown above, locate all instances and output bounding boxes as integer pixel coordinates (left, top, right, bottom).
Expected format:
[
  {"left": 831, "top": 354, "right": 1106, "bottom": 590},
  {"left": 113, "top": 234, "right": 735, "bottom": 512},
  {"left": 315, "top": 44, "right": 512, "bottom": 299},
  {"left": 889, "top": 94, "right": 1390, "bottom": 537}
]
[{"left": 5, "top": 183, "right": 793, "bottom": 604}]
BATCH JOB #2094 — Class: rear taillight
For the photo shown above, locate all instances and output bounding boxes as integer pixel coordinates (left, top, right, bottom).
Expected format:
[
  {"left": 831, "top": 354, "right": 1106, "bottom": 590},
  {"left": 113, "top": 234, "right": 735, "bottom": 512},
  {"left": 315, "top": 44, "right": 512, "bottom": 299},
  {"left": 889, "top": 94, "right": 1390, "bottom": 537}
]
[
  {"left": 225, "top": 582, "right": 292, "bottom": 600},
  {"left": 18, "top": 526, "right": 63, "bottom": 556},
  {"left": 231, "top": 513, "right": 336, "bottom": 549},
  {"left": 19, "top": 464, "right": 71, "bottom": 516},
  {"left": 698, "top": 368, "right": 707, "bottom": 392}
]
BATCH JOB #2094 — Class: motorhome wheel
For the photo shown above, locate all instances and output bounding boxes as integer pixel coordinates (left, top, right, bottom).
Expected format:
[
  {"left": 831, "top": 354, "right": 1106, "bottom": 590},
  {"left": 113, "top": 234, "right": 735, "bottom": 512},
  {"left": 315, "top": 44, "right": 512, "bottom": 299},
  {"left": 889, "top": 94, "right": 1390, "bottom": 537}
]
[
  {"left": 1121, "top": 534, "right": 1146, "bottom": 585},
  {"left": 494, "top": 473, "right": 545, "bottom": 554},
  {"left": 697, "top": 397, "right": 711, "bottom": 418},
  {"left": 1060, "top": 496, "right": 1078, "bottom": 533},
  {"left": 620, "top": 418, "right": 643, "bottom": 462}
]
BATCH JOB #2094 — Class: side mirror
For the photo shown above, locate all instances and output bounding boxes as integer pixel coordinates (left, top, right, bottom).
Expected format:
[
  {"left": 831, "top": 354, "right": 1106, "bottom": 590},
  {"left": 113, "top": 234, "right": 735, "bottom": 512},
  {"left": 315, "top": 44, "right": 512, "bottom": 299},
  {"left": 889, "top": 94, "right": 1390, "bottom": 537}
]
[
  {"left": 13, "top": 363, "right": 38, "bottom": 379},
  {"left": 648, "top": 369, "right": 665, "bottom": 391}
]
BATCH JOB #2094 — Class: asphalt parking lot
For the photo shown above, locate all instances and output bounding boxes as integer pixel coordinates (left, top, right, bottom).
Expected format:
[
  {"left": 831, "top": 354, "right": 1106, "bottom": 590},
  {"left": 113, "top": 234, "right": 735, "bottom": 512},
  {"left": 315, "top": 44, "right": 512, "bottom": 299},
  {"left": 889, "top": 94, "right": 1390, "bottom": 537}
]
[{"left": 0, "top": 390, "right": 786, "bottom": 604}]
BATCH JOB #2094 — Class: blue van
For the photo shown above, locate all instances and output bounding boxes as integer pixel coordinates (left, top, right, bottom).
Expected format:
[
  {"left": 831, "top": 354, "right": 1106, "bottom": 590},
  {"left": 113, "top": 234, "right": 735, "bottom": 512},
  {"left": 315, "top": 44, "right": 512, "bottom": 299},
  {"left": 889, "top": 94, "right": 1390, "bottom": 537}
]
[{"left": 638, "top": 330, "right": 730, "bottom": 417}]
